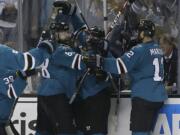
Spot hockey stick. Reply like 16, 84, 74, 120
69, 68, 90, 104
69, 0, 134, 104
106, 0, 133, 38
68, 0, 92, 104
108, 73, 121, 115
6, 98, 20, 135
105, 0, 136, 115
68, 0, 120, 104
73, 0, 90, 30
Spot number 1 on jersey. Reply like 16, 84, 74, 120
153, 58, 163, 81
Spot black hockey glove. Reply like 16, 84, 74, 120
82, 55, 96, 69
16, 69, 36, 80
90, 39, 109, 57
82, 54, 102, 69
53, 0, 77, 15
37, 30, 55, 54
40, 30, 51, 40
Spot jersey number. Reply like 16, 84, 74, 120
41, 59, 50, 78
153, 58, 163, 81
3, 76, 14, 84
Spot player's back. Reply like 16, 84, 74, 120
126, 41, 168, 102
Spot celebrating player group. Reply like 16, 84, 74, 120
0, 0, 167, 135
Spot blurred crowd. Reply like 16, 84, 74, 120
0, 0, 54, 50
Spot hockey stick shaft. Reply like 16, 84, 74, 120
73, 0, 90, 30
69, 68, 90, 104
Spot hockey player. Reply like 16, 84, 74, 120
71, 27, 111, 135
0, 35, 55, 134
35, 2, 85, 135
58, 2, 111, 135
92, 20, 168, 135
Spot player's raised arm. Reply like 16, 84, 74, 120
15, 31, 55, 71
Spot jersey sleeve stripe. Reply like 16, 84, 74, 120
117, 59, 125, 74
23, 52, 35, 71
78, 55, 82, 70
116, 59, 121, 74
71, 54, 79, 69
72, 54, 82, 70
74, 55, 79, 70
29, 53, 35, 70
7, 86, 11, 99
23, 52, 29, 71
117, 58, 128, 73
74, 54, 82, 70
7, 84, 17, 99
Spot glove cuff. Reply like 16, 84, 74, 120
16, 71, 27, 80
16, 69, 36, 80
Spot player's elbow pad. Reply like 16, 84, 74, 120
37, 40, 55, 54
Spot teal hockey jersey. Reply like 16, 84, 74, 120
103, 41, 168, 102
0, 44, 51, 98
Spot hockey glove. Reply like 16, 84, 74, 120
90, 39, 109, 57
53, 0, 77, 15
82, 54, 102, 69
40, 30, 51, 40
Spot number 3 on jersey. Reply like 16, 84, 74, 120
41, 59, 50, 78
153, 58, 163, 81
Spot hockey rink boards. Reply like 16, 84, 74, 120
11, 97, 180, 135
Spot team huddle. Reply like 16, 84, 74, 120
0, 1, 167, 135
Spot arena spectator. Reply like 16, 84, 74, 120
0, 1, 17, 46
159, 34, 178, 94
